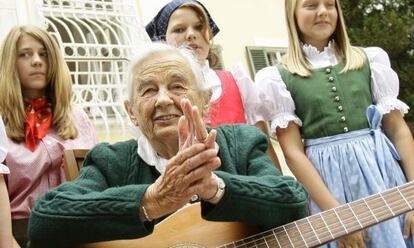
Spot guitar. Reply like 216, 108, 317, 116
79, 181, 414, 248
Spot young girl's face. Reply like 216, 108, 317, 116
295, 0, 338, 49
166, 7, 210, 63
16, 34, 49, 99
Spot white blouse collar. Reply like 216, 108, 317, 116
202, 60, 221, 88
201, 59, 211, 74
137, 134, 167, 174
302, 41, 338, 68
201, 59, 222, 101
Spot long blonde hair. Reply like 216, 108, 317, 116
283, 0, 366, 77
0, 25, 78, 141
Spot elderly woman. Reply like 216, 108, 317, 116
28, 43, 309, 248
146, 0, 282, 171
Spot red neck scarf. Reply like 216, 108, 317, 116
25, 96, 53, 151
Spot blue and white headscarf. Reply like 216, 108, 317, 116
145, 0, 220, 41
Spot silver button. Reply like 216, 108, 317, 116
328, 76, 334, 82
340, 116, 346, 122
331, 86, 337, 92
206, 120, 212, 124
334, 96, 340, 102
45, 140, 52, 145
338, 105, 343, 111
344, 127, 349, 132
326, 68, 332, 74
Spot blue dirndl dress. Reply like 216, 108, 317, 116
305, 105, 413, 248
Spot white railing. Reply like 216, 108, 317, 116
37, 0, 149, 140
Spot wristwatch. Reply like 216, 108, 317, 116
209, 175, 226, 204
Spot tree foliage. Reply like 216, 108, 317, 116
341, 0, 414, 120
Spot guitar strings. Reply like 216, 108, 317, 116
280, 186, 412, 247
292, 189, 414, 246
220, 183, 414, 248
228, 196, 412, 248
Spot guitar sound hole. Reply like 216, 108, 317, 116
170, 243, 205, 248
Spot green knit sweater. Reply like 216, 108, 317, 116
29, 124, 309, 248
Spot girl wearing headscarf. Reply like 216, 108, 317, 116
146, 0, 281, 171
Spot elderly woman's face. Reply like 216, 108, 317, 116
127, 52, 201, 142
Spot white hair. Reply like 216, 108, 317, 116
125, 42, 208, 103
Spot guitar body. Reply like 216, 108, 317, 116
78, 203, 258, 248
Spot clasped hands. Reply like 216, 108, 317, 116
142, 98, 221, 221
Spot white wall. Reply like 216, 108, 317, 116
200, 0, 287, 73
0, 1, 18, 42
138, 0, 171, 25
0, 0, 43, 43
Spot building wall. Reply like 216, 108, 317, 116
0, 1, 18, 41
200, 0, 287, 74
0, 0, 43, 42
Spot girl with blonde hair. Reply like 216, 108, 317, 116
0, 25, 98, 247
255, 0, 414, 247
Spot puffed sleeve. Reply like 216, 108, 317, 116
231, 63, 266, 125
364, 47, 409, 115
73, 106, 99, 144
255, 66, 302, 134
0, 116, 9, 174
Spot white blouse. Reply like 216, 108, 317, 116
202, 60, 265, 125
0, 115, 9, 174
254, 43, 409, 134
